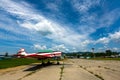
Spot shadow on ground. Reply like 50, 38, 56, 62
24, 63, 63, 71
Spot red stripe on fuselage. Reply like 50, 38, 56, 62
24, 52, 61, 58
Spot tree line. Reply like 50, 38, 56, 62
63, 50, 120, 58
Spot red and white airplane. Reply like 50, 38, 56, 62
15, 48, 62, 64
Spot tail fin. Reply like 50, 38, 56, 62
17, 48, 27, 56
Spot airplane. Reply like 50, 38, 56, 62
14, 48, 62, 65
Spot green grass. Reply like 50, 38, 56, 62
89, 58, 120, 61
0, 58, 40, 69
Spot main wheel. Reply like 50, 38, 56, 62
57, 61, 60, 65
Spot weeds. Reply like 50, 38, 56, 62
94, 74, 104, 80
59, 62, 64, 80
79, 65, 104, 80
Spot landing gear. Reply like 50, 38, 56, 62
47, 58, 51, 65
57, 61, 60, 65
56, 57, 60, 65
38, 57, 61, 65
41, 58, 51, 65
41, 59, 45, 65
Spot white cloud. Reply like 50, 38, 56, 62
51, 44, 69, 52
0, 0, 90, 49
78, 9, 120, 36
109, 31, 120, 40
1, 0, 120, 52
78, 25, 96, 34
20, 18, 88, 47
81, 40, 91, 47
99, 9, 120, 28
112, 47, 119, 51
46, 3, 59, 12
0, 0, 39, 20
72, 0, 100, 13
0, 1, 40, 41
33, 44, 70, 52
72, 0, 120, 36
95, 31, 120, 44
96, 37, 110, 44
33, 44, 47, 50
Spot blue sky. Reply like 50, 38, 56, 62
0, 0, 120, 54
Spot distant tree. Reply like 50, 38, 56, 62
5, 52, 8, 57
95, 52, 105, 57
112, 52, 119, 55
106, 50, 112, 56
77, 54, 80, 58
92, 48, 94, 51
92, 48, 95, 58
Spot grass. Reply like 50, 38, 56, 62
0, 58, 40, 69
89, 58, 120, 61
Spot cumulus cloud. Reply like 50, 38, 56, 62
33, 44, 47, 50
95, 31, 120, 44
33, 44, 69, 52
51, 44, 68, 51
96, 37, 110, 44
109, 31, 120, 40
